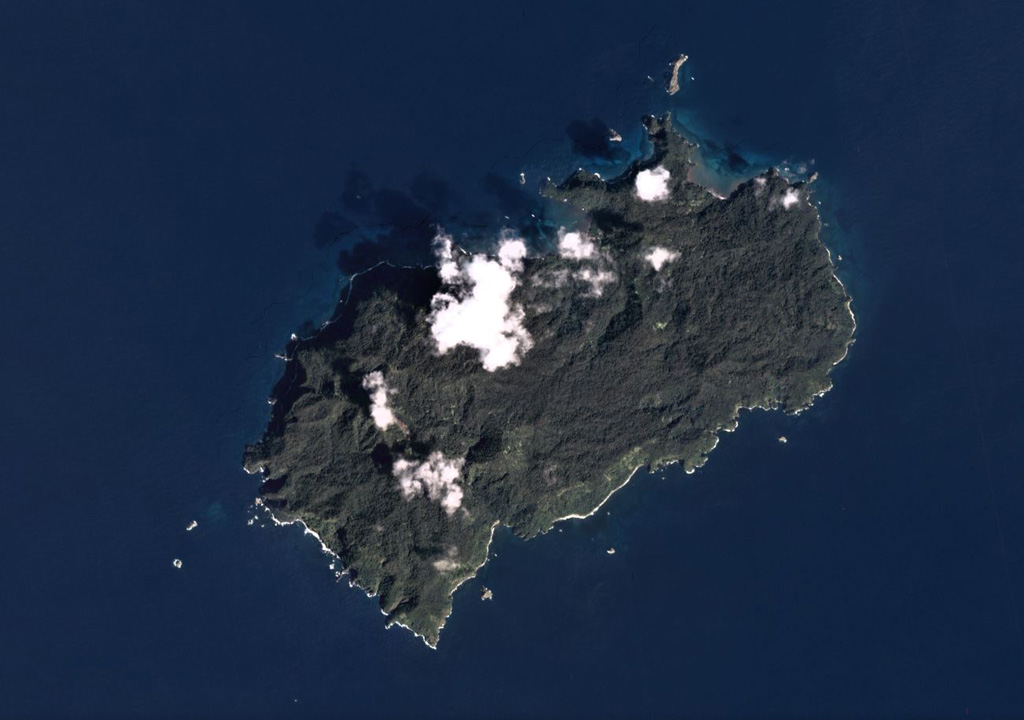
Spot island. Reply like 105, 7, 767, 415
666, 53, 689, 95
244, 115, 855, 647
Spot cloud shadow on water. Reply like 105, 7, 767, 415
321, 168, 547, 276
565, 118, 630, 163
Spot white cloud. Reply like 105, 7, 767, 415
434, 232, 462, 283
361, 371, 396, 430
577, 267, 617, 297
432, 546, 461, 572
781, 188, 801, 209
393, 452, 465, 515
497, 232, 528, 272
635, 166, 671, 201
550, 227, 618, 297
433, 557, 460, 572
429, 230, 533, 372
645, 246, 680, 271
558, 230, 596, 260
532, 268, 570, 289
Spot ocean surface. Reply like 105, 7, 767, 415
3, 2, 1024, 718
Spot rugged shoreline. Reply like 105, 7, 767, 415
244, 114, 855, 646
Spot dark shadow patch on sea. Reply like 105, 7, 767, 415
313, 167, 550, 277
565, 118, 632, 165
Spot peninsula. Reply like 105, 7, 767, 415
244, 115, 855, 647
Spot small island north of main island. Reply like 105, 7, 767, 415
244, 115, 855, 647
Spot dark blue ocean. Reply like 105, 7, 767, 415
4, 2, 1024, 718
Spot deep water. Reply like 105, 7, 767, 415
3, 2, 1024, 718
